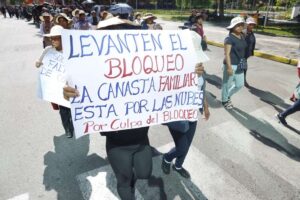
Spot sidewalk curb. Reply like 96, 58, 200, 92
207, 40, 298, 66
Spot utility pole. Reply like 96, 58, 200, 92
263, 0, 272, 27
135, 0, 137, 9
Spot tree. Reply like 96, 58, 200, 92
176, 0, 212, 9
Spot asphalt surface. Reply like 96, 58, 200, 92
0, 17, 300, 200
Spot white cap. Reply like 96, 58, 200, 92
226, 17, 245, 30
44, 25, 64, 37
246, 17, 257, 25
97, 16, 138, 29
189, 30, 209, 63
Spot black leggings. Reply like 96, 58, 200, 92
107, 144, 152, 200
58, 105, 74, 133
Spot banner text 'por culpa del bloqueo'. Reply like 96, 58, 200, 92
62, 30, 204, 138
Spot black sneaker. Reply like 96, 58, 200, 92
172, 165, 191, 179
161, 158, 171, 174
276, 114, 287, 125
65, 130, 73, 138
222, 101, 233, 109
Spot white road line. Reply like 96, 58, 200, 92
7, 193, 29, 200
209, 107, 300, 189
77, 143, 258, 200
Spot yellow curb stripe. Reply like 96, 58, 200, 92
207, 40, 298, 66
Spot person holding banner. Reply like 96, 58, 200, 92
161, 31, 210, 179
221, 17, 247, 109
63, 16, 207, 199
64, 17, 152, 200
36, 25, 74, 138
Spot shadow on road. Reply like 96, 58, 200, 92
285, 124, 300, 135
247, 85, 291, 112
43, 135, 107, 200
205, 73, 222, 89
206, 91, 222, 109
78, 147, 207, 200
227, 108, 300, 161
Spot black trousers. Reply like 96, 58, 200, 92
107, 144, 152, 200
164, 121, 197, 168
58, 105, 74, 134
281, 99, 300, 118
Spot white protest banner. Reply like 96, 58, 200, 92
62, 30, 206, 138
38, 48, 70, 108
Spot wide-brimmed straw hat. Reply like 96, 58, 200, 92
78, 10, 86, 15
135, 12, 141, 18
246, 17, 257, 25
72, 8, 80, 17
142, 13, 157, 20
226, 16, 245, 30
97, 16, 139, 29
190, 30, 209, 63
44, 25, 63, 37
54, 13, 72, 24
39, 12, 53, 22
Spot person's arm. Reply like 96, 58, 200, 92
203, 97, 210, 120
224, 44, 233, 76
39, 23, 44, 35
195, 63, 204, 76
63, 85, 80, 100
35, 46, 51, 68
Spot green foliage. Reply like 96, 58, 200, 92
175, 0, 212, 9
255, 24, 300, 37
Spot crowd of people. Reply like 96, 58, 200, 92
17, 6, 207, 199
1, 5, 299, 200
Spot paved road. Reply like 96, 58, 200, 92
0, 17, 300, 200
156, 18, 300, 60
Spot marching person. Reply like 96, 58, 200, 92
88, 10, 100, 29
53, 13, 72, 29
161, 31, 210, 179
141, 13, 161, 30
36, 25, 74, 138
71, 8, 80, 26
276, 61, 300, 125
74, 10, 92, 30
63, 17, 151, 200
134, 12, 142, 25
192, 14, 208, 51
1, 7, 7, 18
244, 17, 257, 87
63, 17, 206, 198
39, 12, 54, 48
221, 17, 247, 109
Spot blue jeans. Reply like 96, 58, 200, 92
281, 99, 300, 118
164, 121, 197, 168
221, 65, 244, 102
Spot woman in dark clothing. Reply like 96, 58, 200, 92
276, 63, 300, 126
244, 17, 256, 87
161, 31, 210, 179
63, 17, 152, 200
221, 17, 247, 109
